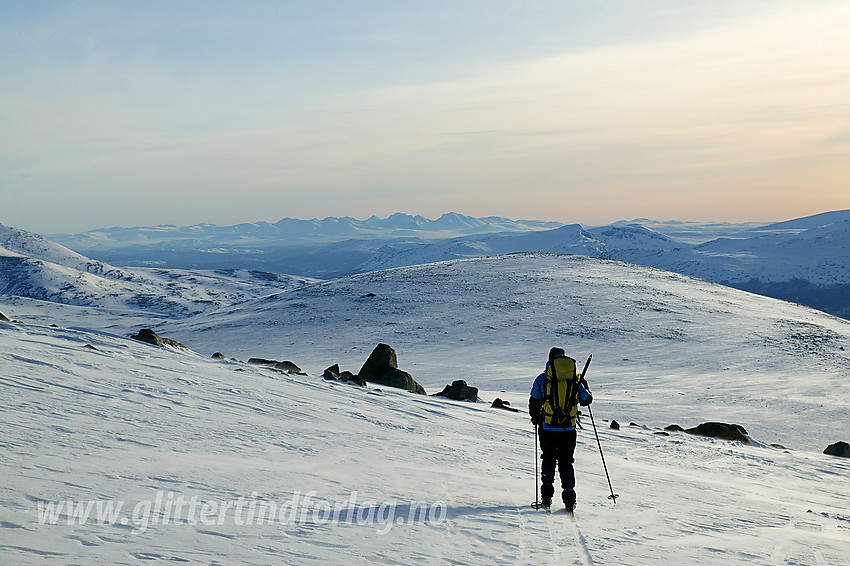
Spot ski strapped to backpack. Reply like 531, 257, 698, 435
542, 354, 581, 427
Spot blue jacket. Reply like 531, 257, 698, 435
530, 368, 592, 432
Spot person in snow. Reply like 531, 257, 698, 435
529, 347, 593, 510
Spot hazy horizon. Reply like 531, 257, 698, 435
4, 208, 846, 238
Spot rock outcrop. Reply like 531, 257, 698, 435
130, 329, 186, 349
824, 441, 850, 458
323, 364, 366, 386
435, 380, 478, 402
685, 422, 750, 445
247, 358, 303, 374
357, 344, 426, 395
491, 398, 519, 412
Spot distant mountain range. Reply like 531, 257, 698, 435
51, 212, 561, 248
6, 209, 850, 319
356, 213, 850, 318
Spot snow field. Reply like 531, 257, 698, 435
2, 319, 850, 565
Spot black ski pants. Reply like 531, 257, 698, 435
538, 427, 577, 505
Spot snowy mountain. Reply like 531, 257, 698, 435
51, 213, 562, 250
47, 213, 562, 279
354, 218, 850, 319
357, 224, 680, 272
628, 220, 850, 318
17, 211, 850, 318
744, 209, 850, 235
0, 224, 316, 320
2, 252, 849, 564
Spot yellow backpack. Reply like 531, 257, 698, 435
542, 356, 580, 427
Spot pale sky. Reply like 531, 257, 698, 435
2, 0, 849, 234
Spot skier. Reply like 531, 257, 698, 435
529, 347, 593, 511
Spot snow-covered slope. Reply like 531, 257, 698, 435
745, 209, 850, 235
2, 296, 850, 564
358, 219, 850, 318
160, 253, 850, 452
0, 224, 316, 318
357, 224, 679, 272
3, 249, 850, 564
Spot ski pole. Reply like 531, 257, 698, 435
531, 422, 544, 509
587, 404, 619, 503
582, 355, 619, 504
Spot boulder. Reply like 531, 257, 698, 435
323, 364, 366, 386
685, 422, 750, 445
211, 352, 226, 360
339, 371, 366, 387
664, 424, 685, 433
248, 358, 302, 374
323, 364, 341, 380
374, 367, 426, 395
610, 420, 620, 430
435, 380, 479, 402
275, 360, 303, 374
358, 344, 397, 378
358, 344, 426, 395
824, 441, 850, 458
0, 310, 10, 322
491, 398, 519, 412
130, 329, 186, 349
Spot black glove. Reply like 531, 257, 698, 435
579, 393, 593, 406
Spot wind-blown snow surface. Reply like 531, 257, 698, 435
162, 253, 850, 452
2, 313, 850, 564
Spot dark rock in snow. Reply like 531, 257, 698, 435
0, 310, 10, 322
339, 371, 366, 386
323, 364, 341, 380
610, 420, 620, 430
358, 344, 426, 395
276, 361, 303, 374
358, 344, 397, 377
491, 398, 519, 412
435, 380, 479, 402
377, 367, 426, 395
685, 422, 750, 445
248, 358, 302, 374
131, 328, 186, 349
83, 344, 99, 351
211, 352, 226, 360
323, 364, 366, 386
664, 424, 685, 432
655, 431, 669, 436
824, 441, 850, 458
